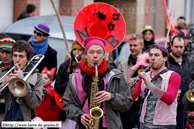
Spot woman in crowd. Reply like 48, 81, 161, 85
142, 25, 155, 52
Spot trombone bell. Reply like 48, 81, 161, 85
8, 78, 28, 97
186, 90, 194, 103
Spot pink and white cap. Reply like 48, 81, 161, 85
84, 37, 106, 53
131, 53, 150, 71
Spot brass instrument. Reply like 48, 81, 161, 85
186, 89, 194, 102
89, 61, 103, 129
0, 55, 44, 97
75, 54, 80, 63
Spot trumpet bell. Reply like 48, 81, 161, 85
187, 90, 194, 103
8, 78, 28, 97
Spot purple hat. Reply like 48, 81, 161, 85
34, 24, 50, 36
150, 44, 169, 67
178, 29, 191, 39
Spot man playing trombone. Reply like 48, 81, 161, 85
0, 40, 43, 125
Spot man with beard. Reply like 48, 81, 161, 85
168, 36, 194, 129
132, 44, 181, 128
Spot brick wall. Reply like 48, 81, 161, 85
144, 0, 165, 36
95, 0, 137, 34
60, 0, 84, 15
14, 0, 40, 21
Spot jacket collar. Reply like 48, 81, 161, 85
168, 53, 187, 64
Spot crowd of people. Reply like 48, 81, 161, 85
0, 14, 194, 129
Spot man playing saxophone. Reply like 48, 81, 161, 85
0, 40, 43, 126
63, 37, 133, 129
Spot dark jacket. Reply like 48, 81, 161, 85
182, 80, 194, 111
17, 11, 30, 20
168, 53, 194, 108
54, 58, 79, 121
54, 58, 78, 95
29, 42, 57, 80
36, 45, 57, 80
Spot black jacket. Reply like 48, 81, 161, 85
54, 58, 78, 95
36, 45, 57, 80
54, 58, 78, 121
29, 42, 57, 80
168, 53, 194, 107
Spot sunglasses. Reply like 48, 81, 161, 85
34, 30, 44, 37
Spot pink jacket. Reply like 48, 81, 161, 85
139, 70, 177, 126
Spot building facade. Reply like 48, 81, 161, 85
0, 0, 191, 37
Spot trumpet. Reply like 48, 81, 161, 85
0, 55, 44, 97
187, 89, 194, 103
74, 54, 80, 63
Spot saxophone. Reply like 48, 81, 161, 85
89, 61, 103, 129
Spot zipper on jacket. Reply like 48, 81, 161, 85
8, 99, 13, 118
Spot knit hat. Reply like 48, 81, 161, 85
142, 25, 154, 34
84, 37, 106, 53
131, 53, 150, 71
71, 39, 84, 51
150, 44, 169, 67
0, 38, 16, 51
34, 24, 50, 36
41, 67, 56, 79
67, 39, 84, 72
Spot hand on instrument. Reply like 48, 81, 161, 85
139, 72, 150, 86
13, 64, 24, 79
64, 50, 71, 62
95, 91, 111, 103
81, 114, 91, 129
127, 78, 136, 85
128, 78, 137, 94
1, 74, 16, 87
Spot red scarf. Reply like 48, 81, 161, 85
80, 59, 107, 77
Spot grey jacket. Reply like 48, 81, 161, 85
118, 59, 134, 82
63, 69, 133, 129
182, 80, 194, 111
0, 72, 43, 126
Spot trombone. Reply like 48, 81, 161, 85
0, 54, 44, 97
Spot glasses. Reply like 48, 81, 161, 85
34, 30, 44, 37
130, 34, 142, 40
